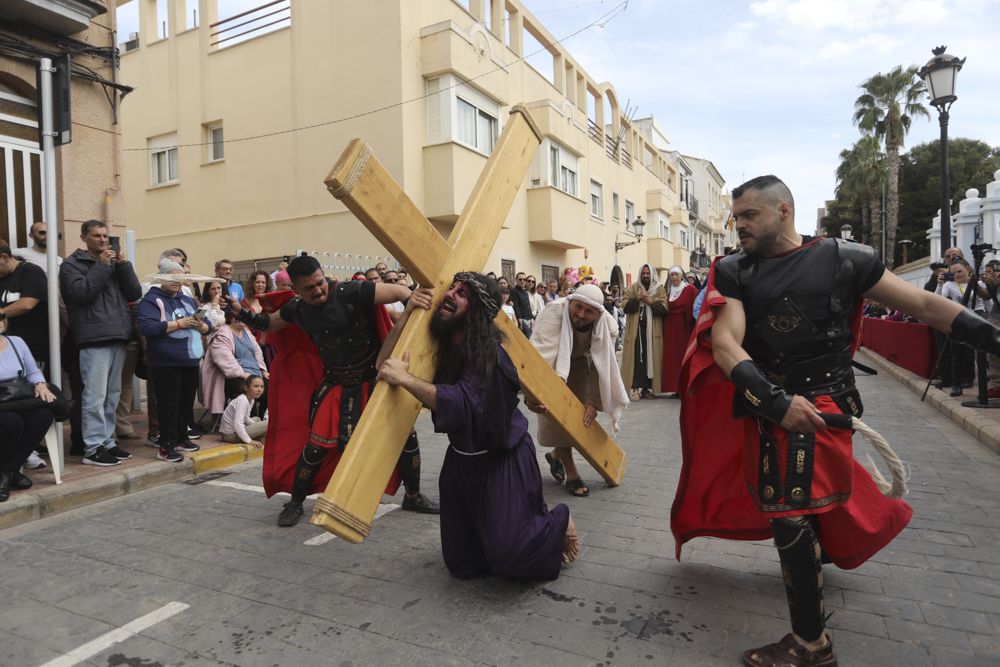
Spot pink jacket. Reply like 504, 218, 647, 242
200, 324, 265, 413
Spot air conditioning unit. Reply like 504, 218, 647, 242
122, 33, 140, 52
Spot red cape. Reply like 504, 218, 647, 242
258, 289, 400, 498
670, 257, 912, 570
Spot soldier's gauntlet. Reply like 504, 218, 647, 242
949, 309, 1000, 356
730, 360, 794, 425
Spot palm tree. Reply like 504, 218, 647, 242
835, 136, 885, 251
853, 65, 930, 268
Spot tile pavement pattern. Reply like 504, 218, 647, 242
2, 370, 1000, 666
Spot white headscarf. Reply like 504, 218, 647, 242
667, 266, 686, 301
533, 284, 630, 431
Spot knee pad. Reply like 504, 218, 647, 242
301, 443, 328, 466
402, 431, 419, 454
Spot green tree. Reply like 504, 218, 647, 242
896, 138, 1000, 264
854, 65, 930, 268
834, 136, 885, 252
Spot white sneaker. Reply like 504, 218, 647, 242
24, 451, 47, 469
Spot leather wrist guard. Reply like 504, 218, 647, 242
236, 307, 270, 331
950, 308, 1000, 356
730, 360, 794, 425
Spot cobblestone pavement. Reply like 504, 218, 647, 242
2, 370, 1000, 666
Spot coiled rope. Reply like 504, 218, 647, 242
850, 417, 909, 499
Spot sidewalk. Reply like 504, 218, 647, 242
0, 411, 263, 529
857, 348, 1000, 455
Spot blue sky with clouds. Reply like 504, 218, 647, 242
529, 0, 1000, 231
118, 0, 999, 233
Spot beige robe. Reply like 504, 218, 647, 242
619, 279, 668, 392
537, 327, 602, 448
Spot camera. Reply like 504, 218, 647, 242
930, 261, 947, 271
109, 236, 121, 254
944, 272, 954, 281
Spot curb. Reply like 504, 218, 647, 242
856, 348, 1000, 455
0, 444, 264, 531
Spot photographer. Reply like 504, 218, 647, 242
936, 258, 989, 396
983, 260, 1000, 398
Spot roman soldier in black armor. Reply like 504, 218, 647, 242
229, 254, 439, 527
672, 176, 1000, 667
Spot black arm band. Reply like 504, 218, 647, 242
949, 309, 1000, 356
236, 308, 271, 331
730, 360, 794, 425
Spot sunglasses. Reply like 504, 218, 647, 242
384, 278, 398, 283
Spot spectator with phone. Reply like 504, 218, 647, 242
59, 220, 142, 466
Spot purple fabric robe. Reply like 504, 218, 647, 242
433, 347, 570, 581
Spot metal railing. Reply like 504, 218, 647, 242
587, 118, 602, 146
210, 0, 291, 49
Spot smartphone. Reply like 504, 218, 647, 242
109, 236, 121, 254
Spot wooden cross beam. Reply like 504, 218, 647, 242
311, 105, 627, 544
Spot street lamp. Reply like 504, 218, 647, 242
898, 239, 914, 265
919, 45, 965, 258
615, 216, 646, 251
839, 224, 853, 240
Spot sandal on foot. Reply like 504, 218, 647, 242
565, 478, 590, 497
545, 452, 566, 484
742, 633, 836, 667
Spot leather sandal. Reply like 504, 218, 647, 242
742, 633, 836, 667
402, 492, 440, 514
545, 452, 566, 484
566, 478, 590, 497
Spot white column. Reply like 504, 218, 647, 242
927, 211, 941, 263
981, 170, 1000, 264
955, 188, 982, 262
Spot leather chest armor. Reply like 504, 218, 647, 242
716, 238, 877, 397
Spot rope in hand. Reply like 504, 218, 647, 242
850, 417, 910, 499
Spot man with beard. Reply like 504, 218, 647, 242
620, 264, 667, 400
377, 272, 579, 579
528, 284, 629, 498
229, 254, 439, 527
673, 175, 1000, 666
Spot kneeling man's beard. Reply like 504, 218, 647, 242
430, 310, 468, 338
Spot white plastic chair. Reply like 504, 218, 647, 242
42, 423, 63, 484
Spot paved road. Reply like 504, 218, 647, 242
2, 370, 1000, 666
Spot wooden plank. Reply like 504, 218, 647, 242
311, 107, 543, 543
325, 140, 448, 288
495, 315, 627, 486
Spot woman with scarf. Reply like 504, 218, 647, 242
661, 266, 699, 395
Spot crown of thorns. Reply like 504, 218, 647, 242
453, 271, 500, 320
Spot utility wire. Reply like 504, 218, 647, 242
122, 1, 629, 152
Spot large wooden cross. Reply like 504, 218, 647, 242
311, 105, 627, 544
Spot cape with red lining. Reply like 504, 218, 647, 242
257, 288, 401, 498
670, 242, 912, 570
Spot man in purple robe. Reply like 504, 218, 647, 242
377, 271, 579, 579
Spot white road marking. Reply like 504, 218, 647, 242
40, 601, 190, 667
202, 480, 399, 543
203, 479, 318, 498
303, 503, 401, 545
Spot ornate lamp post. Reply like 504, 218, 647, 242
615, 216, 646, 251
919, 46, 965, 257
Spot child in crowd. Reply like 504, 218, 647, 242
500, 287, 517, 324
220, 375, 268, 448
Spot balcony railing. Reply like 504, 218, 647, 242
587, 118, 602, 146
211, 0, 290, 49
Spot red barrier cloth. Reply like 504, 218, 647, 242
860, 318, 936, 378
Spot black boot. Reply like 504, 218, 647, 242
0, 472, 11, 502
398, 432, 439, 514
278, 444, 327, 527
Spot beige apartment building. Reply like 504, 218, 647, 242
0, 0, 127, 255
118, 0, 728, 286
